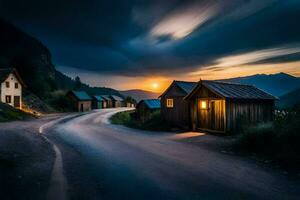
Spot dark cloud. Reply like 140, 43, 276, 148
0, 0, 300, 77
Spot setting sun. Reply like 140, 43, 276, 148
152, 83, 159, 89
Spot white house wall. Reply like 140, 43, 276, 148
1, 73, 22, 108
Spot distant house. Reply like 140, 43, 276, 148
136, 99, 160, 122
92, 95, 106, 109
110, 95, 124, 108
185, 80, 277, 133
67, 91, 92, 112
101, 95, 113, 108
160, 81, 197, 129
0, 68, 25, 109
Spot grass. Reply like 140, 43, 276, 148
233, 105, 300, 171
111, 110, 172, 132
0, 102, 34, 122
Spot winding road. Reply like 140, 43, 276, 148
1, 108, 300, 199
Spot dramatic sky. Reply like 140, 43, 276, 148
1, 0, 300, 92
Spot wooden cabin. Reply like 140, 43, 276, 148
110, 95, 124, 108
160, 81, 197, 129
92, 95, 106, 109
67, 91, 92, 112
0, 68, 25, 109
136, 99, 160, 122
101, 95, 113, 108
185, 80, 277, 133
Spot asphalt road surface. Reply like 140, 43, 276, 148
1, 108, 300, 200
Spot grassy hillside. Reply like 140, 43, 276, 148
0, 102, 33, 122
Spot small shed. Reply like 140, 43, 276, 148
160, 80, 197, 129
185, 80, 278, 133
92, 95, 106, 109
136, 99, 160, 122
110, 95, 124, 108
67, 91, 92, 112
100, 95, 113, 108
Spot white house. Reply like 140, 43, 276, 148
0, 68, 25, 109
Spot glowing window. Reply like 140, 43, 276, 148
166, 98, 174, 108
200, 100, 207, 109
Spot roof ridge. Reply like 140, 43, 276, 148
204, 80, 254, 87
174, 80, 197, 83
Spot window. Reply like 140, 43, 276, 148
15, 83, 18, 89
200, 100, 207, 109
166, 98, 173, 108
5, 81, 9, 88
5, 96, 11, 103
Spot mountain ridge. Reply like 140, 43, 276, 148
219, 72, 300, 97
120, 89, 161, 102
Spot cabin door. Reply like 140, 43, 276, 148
14, 96, 20, 108
80, 103, 84, 112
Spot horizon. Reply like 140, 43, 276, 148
60, 69, 299, 93
1, 0, 300, 92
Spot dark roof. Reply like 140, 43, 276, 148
0, 68, 25, 86
139, 99, 161, 109
100, 95, 112, 101
159, 80, 197, 97
110, 95, 123, 101
70, 91, 92, 100
201, 80, 278, 100
174, 81, 197, 94
93, 95, 104, 101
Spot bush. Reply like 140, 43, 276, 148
234, 107, 300, 170
111, 110, 133, 125
111, 110, 171, 132
46, 90, 73, 112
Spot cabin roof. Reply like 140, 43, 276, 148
139, 99, 161, 109
187, 80, 278, 100
159, 80, 197, 97
70, 91, 92, 101
0, 68, 26, 86
100, 95, 112, 101
93, 95, 104, 101
175, 81, 197, 94
110, 95, 123, 101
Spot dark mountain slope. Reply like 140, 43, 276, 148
277, 87, 300, 108
0, 19, 121, 112
220, 73, 300, 97
0, 18, 56, 98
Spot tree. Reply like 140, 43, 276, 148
125, 96, 137, 104
74, 76, 82, 90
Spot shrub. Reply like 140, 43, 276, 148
111, 110, 171, 132
234, 107, 300, 170
46, 90, 73, 112
111, 110, 133, 125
